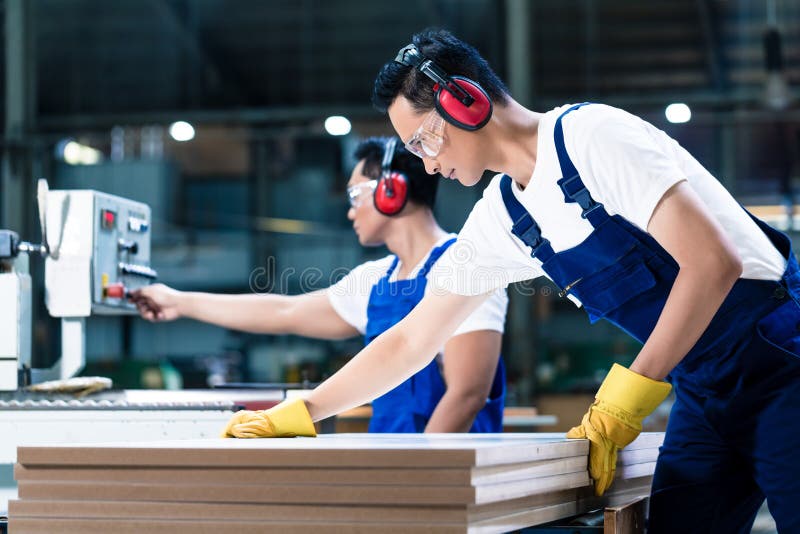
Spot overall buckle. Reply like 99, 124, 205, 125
581, 202, 604, 219
558, 174, 583, 201
512, 213, 541, 246
530, 237, 552, 258
512, 213, 550, 258
559, 174, 604, 219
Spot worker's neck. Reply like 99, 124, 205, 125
483, 99, 541, 189
384, 209, 448, 279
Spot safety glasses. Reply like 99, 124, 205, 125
347, 180, 378, 208
404, 110, 446, 159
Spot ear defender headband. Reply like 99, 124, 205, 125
373, 137, 409, 216
394, 43, 492, 131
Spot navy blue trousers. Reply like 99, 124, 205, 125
650, 290, 800, 533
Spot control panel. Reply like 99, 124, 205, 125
45, 190, 156, 317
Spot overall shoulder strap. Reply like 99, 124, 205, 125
554, 103, 609, 228
418, 237, 458, 278
499, 175, 556, 262
384, 256, 400, 278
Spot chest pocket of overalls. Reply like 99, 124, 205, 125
541, 219, 659, 323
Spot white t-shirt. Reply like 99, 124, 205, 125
429, 103, 787, 298
327, 234, 508, 335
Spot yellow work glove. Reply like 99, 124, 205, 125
221, 398, 317, 438
566, 363, 671, 496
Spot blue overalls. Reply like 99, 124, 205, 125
364, 238, 506, 433
501, 103, 800, 532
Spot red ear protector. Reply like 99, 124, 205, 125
373, 137, 409, 216
394, 43, 492, 131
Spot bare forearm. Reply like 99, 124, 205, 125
306, 326, 435, 421
179, 292, 296, 334
424, 390, 485, 432
630, 259, 741, 380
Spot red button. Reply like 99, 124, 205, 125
101, 210, 116, 229
104, 283, 126, 299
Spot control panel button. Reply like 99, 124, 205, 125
101, 209, 116, 230
128, 216, 149, 233
103, 283, 127, 299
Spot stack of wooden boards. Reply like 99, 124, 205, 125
10, 433, 663, 533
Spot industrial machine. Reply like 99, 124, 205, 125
1, 181, 157, 389
0, 181, 283, 514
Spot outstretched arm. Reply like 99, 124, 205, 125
130, 284, 359, 340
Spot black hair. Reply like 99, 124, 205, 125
372, 28, 509, 114
354, 136, 438, 210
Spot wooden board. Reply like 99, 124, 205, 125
8, 500, 469, 524
7, 498, 643, 534
17, 434, 590, 469
10, 482, 655, 530
8, 487, 590, 524
11, 433, 663, 533
617, 447, 659, 465
13, 456, 588, 487
7, 502, 606, 534
616, 462, 657, 480
532, 433, 663, 451
16, 471, 591, 506
15, 433, 662, 469
9, 482, 655, 524
0, 517, 468, 534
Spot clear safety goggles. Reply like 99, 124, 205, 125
404, 110, 445, 159
347, 180, 378, 208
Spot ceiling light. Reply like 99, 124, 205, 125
169, 121, 195, 142
665, 103, 691, 124
324, 116, 351, 136
61, 140, 103, 165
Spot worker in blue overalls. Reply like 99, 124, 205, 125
220, 29, 800, 532
132, 136, 507, 434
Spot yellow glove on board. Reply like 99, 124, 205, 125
221, 409, 256, 438
566, 363, 671, 496
221, 398, 317, 438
